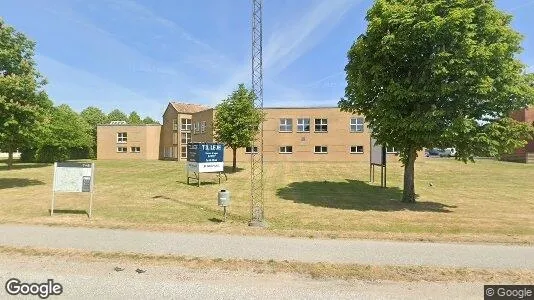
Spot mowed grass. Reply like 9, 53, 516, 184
0, 158, 533, 243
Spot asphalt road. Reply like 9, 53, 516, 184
0, 254, 482, 299
0, 224, 532, 270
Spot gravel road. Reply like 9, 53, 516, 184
0, 224, 532, 270
0, 254, 482, 299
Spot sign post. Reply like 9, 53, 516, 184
51, 162, 95, 218
370, 137, 387, 188
186, 143, 225, 186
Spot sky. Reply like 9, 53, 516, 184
1, 0, 533, 121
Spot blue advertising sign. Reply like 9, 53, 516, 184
187, 143, 224, 172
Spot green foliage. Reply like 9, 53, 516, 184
142, 116, 160, 124
128, 111, 143, 124
22, 104, 93, 162
214, 84, 264, 170
80, 106, 107, 158
339, 0, 534, 202
107, 109, 128, 123
0, 18, 51, 168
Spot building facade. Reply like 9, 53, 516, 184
97, 124, 161, 160
502, 107, 534, 163
191, 107, 402, 162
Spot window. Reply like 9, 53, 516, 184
279, 146, 293, 154
181, 118, 191, 131
297, 118, 310, 132
314, 119, 328, 132
172, 119, 178, 130
172, 132, 178, 144
350, 117, 365, 132
279, 118, 293, 132
386, 147, 398, 154
116, 147, 127, 153
200, 121, 206, 133
181, 132, 191, 144
245, 146, 258, 154
350, 145, 364, 154
117, 132, 127, 143
181, 146, 187, 158
193, 122, 199, 134
131, 147, 140, 153
314, 146, 328, 153
164, 147, 173, 158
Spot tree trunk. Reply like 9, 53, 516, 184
402, 148, 417, 203
7, 144, 13, 170
232, 147, 237, 173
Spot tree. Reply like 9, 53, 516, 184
31, 104, 93, 162
0, 18, 51, 169
128, 111, 143, 124
142, 116, 160, 124
81, 106, 107, 158
339, 0, 534, 202
214, 84, 264, 172
106, 109, 127, 123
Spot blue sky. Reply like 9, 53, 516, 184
1, 0, 533, 121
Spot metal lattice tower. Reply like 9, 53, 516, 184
249, 0, 266, 227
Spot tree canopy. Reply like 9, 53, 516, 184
142, 116, 160, 124
214, 83, 264, 172
81, 106, 107, 158
128, 111, 143, 124
339, 0, 534, 202
0, 18, 51, 169
106, 109, 128, 123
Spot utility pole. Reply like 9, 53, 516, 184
249, 0, 266, 227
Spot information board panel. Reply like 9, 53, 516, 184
370, 138, 386, 166
187, 143, 224, 173
53, 162, 94, 192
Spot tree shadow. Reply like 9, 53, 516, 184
0, 178, 45, 189
224, 166, 244, 173
0, 163, 50, 171
49, 209, 89, 218
276, 179, 456, 213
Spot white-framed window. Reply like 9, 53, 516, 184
181, 118, 191, 131
314, 119, 328, 132
386, 147, 398, 154
116, 147, 127, 153
180, 146, 187, 158
200, 121, 206, 133
164, 147, 173, 158
314, 146, 328, 153
245, 146, 258, 154
181, 132, 191, 144
172, 119, 178, 130
279, 118, 293, 132
279, 146, 293, 154
131, 146, 141, 153
350, 145, 364, 154
350, 117, 365, 133
297, 118, 310, 132
172, 132, 178, 144
117, 132, 127, 143
193, 122, 199, 134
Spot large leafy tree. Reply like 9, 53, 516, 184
33, 104, 93, 162
128, 111, 143, 124
214, 84, 264, 172
0, 18, 51, 169
106, 109, 128, 123
142, 116, 160, 124
80, 106, 107, 158
339, 0, 534, 202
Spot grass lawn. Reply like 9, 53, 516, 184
0, 158, 533, 244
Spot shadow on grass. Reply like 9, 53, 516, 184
224, 166, 244, 173
177, 180, 220, 186
0, 178, 45, 189
208, 218, 224, 223
276, 179, 456, 213
0, 163, 50, 171
49, 209, 89, 218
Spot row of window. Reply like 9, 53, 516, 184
172, 117, 365, 134
117, 147, 141, 153
173, 132, 192, 145
244, 145, 365, 154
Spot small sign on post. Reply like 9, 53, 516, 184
370, 137, 387, 188
51, 162, 95, 218
186, 143, 225, 186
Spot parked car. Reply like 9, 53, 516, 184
440, 148, 456, 157
427, 148, 441, 156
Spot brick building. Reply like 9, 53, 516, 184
502, 107, 534, 163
